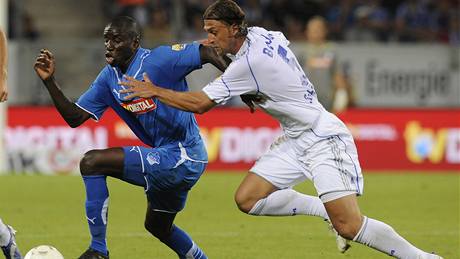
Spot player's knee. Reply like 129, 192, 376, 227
144, 221, 170, 241
80, 150, 102, 176
234, 192, 256, 214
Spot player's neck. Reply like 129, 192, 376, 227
231, 36, 246, 55
119, 48, 139, 73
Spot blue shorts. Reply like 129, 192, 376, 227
122, 142, 207, 213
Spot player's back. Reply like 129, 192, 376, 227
242, 27, 350, 138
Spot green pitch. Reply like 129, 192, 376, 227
1, 172, 458, 259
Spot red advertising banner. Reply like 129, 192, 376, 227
337, 109, 460, 171
5, 107, 460, 174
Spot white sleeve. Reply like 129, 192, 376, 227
202, 59, 257, 104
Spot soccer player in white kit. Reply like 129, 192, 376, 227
119, 1, 443, 258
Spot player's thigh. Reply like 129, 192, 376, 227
80, 147, 124, 178
249, 135, 307, 191
235, 172, 278, 206
306, 135, 363, 203
145, 161, 206, 213
125, 145, 206, 213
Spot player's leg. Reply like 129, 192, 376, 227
311, 135, 442, 258
145, 203, 206, 259
0, 218, 21, 259
235, 173, 328, 218
78, 147, 138, 258
324, 194, 442, 258
138, 144, 208, 258
235, 135, 328, 219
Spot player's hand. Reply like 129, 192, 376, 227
240, 94, 262, 113
34, 49, 56, 81
119, 73, 158, 99
0, 72, 7, 102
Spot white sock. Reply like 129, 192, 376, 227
354, 216, 433, 259
0, 219, 11, 247
248, 189, 328, 219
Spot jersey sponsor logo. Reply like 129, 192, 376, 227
146, 151, 160, 165
121, 98, 157, 114
171, 44, 186, 51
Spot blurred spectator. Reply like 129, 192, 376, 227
325, 0, 356, 41
301, 16, 354, 113
143, 7, 173, 46
433, 0, 460, 45
345, 0, 390, 42
448, 11, 460, 45
243, 0, 264, 26
115, 0, 149, 28
182, 13, 208, 42
8, 1, 40, 40
21, 13, 40, 41
285, 16, 305, 41
395, 0, 438, 42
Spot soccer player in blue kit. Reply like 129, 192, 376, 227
33, 16, 229, 259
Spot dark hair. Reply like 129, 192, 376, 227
108, 16, 141, 39
203, 0, 248, 36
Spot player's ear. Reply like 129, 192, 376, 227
133, 36, 140, 48
230, 24, 239, 37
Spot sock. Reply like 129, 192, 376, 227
248, 189, 329, 219
83, 175, 109, 255
354, 216, 431, 259
162, 225, 207, 259
0, 219, 11, 247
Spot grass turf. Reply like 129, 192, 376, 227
0, 172, 458, 258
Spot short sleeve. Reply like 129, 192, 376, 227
202, 58, 257, 104
156, 42, 202, 81
76, 68, 110, 121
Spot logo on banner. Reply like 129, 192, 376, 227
404, 121, 460, 164
121, 98, 156, 114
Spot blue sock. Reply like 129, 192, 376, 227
83, 175, 109, 255
163, 225, 207, 259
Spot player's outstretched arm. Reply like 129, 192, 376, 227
199, 44, 231, 72
34, 49, 91, 128
120, 73, 216, 114
0, 28, 8, 102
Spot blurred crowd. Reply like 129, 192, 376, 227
7, 0, 460, 45
101, 0, 460, 45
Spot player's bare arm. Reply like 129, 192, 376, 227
34, 49, 91, 127
120, 73, 216, 114
199, 44, 231, 72
0, 28, 8, 102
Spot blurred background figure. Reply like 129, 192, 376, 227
301, 16, 354, 113
114, 0, 148, 28
345, 0, 390, 42
394, 0, 438, 42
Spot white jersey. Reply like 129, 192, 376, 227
203, 27, 351, 139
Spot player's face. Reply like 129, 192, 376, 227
103, 25, 138, 67
204, 19, 239, 55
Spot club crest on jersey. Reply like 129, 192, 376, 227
171, 44, 186, 51
121, 98, 157, 114
146, 152, 160, 165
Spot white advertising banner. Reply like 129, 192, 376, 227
292, 44, 460, 107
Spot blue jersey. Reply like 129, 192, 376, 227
77, 43, 205, 159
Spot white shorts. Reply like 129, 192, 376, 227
250, 131, 363, 203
